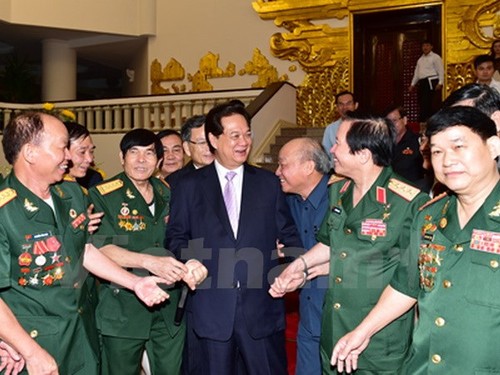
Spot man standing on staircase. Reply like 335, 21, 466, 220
276, 137, 331, 375
409, 40, 444, 122
322, 91, 359, 163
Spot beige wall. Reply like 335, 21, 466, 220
149, 1, 305, 91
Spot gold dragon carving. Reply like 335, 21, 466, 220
253, 0, 499, 126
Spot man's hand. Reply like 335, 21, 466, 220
0, 341, 25, 375
182, 260, 208, 290
133, 276, 170, 307
331, 329, 371, 373
23, 344, 58, 375
86, 204, 104, 234
269, 259, 306, 298
143, 256, 188, 285
307, 261, 329, 279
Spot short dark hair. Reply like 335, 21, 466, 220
382, 104, 407, 118
157, 129, 182, 143
426, 106, 496, 142
344, 112, 396, 167
180, 115, 206, 142
64, 121, 90, 145
474, 54, 495, 69
490, 40, 500, 56
120, 129, 164, 159
335, 91, 356, 104
443, 83, 500, 117
3, 111, 46, 165
422, 40, 433, 46
205, 100, 251, 153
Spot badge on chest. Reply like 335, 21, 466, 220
361, 219, 387, 240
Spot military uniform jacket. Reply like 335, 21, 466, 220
89, 172, 182, 339
0, 173, 98, 374
317, 167, 428, 372
392, 181, 500, 374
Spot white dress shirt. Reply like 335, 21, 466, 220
411, 51, 444, 86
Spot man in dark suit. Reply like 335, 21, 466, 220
166, 114, 214, 190
166, 100, 303, 375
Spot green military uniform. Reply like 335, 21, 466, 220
317, 167, 429, 374
391, 181, 500, 374
0, 173, 99, 374
89, 172, 184, 375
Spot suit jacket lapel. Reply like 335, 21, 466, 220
202, 164, 236, 240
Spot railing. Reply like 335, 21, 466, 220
0, 88, 263, 132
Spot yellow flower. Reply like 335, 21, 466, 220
43, 102, 55, 111
60, 109, 76, 121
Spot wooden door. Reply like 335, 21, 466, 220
353, 6, 441, 123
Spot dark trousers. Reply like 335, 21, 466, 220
189, 291, 288, 375
417, 78, 440, 122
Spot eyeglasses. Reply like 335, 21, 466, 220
188, 140, 208, 147
418, 134, 429, 145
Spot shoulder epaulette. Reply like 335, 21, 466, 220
96, 179, 123, 196
63, 174, 76, 182
156, 176, 170, 190
418, 192, 448, 211
0, 188, 17, 208
328, 174, 346, 186
388, 178, 421, 201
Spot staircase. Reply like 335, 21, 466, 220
258, 127, 325, 172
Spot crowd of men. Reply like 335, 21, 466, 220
0, 53, 498, 375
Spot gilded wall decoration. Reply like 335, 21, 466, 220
150, 58, 186, 94
239, 48, 288, 88
254, 0, 499, 127
150, 50, 286, 93
296, 58, 349, 127
187, 52, 236, 92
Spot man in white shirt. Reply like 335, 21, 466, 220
322, 91, 358, 164
409, 40, 444, 122
474, 54, 500, 93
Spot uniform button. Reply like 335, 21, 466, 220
431, 354, 441, 364
344, 228, 352, 234
490, 260, 499, 269
442, 280, 452, 288
304, 230, 308, 234
335, 276, 343, 284
30, 330, 38, 338
435, 317, 445, 327
333, 302, 341, 310
454, 245, 463, 252
78, 307, 84, 315
339, 252, 347, 259
155, 242, 160, 247
73, 282, 80, 288
113, 288, 120, 295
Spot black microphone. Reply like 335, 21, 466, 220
174, 284, 189, 326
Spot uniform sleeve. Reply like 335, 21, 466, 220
390, 194, 428, 298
